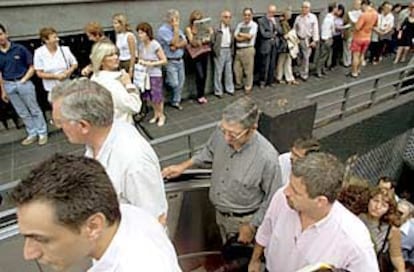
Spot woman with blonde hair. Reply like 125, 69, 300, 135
90, 41, 141, 124
112, 13, 137, 78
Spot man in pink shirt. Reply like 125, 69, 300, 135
248, 152, 379, 272
350, 0, 378, 77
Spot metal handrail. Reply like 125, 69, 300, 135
307, 63, 414, 127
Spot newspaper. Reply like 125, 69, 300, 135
239, 26, 251, 34
194, 17, 211, 41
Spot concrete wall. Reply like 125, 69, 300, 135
0, 0, 338, 39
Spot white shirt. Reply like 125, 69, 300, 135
89, 204, 181, 272
256, 188, 379, 272
278, 152, 292, 186
321, 13, 336, 40
116, 32, 136, 61
85, 121, 168, 218
234, 20, 258, 48
33, 45, 77, 92
220, 23, 231, 48
294, 13, 320, 42
91, 70, 141, 124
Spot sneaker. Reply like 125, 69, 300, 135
171, 103, 183, 110
38, 135, 48, 145
21, 136, 37, 146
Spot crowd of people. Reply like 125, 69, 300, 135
1, 0, 414, 144
1, 1, 414, 272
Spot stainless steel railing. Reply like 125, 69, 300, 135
306, 63, 414, 128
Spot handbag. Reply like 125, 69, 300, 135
377, 225, 393, 272
59, 46, 77, 79
133, 63, 150, 92
186, 43, 211, 59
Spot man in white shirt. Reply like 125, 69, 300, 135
212, 10, 235, 97
234, 7, 258, 94
51, 78, 168, 225
294, 1, 319, 81
315, 3, 338, 78
279, 137, 320, 185
12, 153, 181, 272
249, 152, 378, 272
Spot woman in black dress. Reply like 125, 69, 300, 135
394, 8, 414, 63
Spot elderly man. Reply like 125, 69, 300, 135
51, 78, 168, 224
12, 154, 181, 272
249, 152, 379, 272
0, 23, 48, 145
257, 4, 282, 88
234, 7, 258, 94
294, 1, 319, 81
163, 97, 282, 244
211, 9, 235, 98
399, 200, 414, 270
157, 9, 187, 110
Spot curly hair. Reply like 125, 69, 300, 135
337, 183, 371, 215
369, 187, 401, 227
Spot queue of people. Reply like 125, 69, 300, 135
1, 2, 414, 272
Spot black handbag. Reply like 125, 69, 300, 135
377, 225, 393, 272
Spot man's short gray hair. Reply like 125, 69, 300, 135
292, 152, 344, 203
51, 78, 113, 127
222, 97, 260, 128
399, 199, 414, 218
165, 9, 180, 22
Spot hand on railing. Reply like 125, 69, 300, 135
162, 164, 187, 180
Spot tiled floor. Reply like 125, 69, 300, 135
0, 58, 407, 185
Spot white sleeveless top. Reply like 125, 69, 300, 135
116, 32, 136, 61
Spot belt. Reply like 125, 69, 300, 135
237, 46, 253, 49
218, 209, 257, 217
4, 76, 24, 81
298, 36, 308, 40
167, 57, 182, 61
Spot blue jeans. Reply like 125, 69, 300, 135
165, 60, 185, 105
3, 80, 47, 137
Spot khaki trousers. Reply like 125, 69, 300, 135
215, 210, 253, 244
276, 53, 294, 82
234, 47, 255, 91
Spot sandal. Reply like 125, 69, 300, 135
288, 80, 300, 85
149, 116, 158, 124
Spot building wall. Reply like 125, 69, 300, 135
0, 0, 340, 39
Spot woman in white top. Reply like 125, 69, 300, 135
113, 13, 137, 79
90, 41, 141, 124
34, 27, 78, 102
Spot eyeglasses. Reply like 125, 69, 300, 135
244, 13, 252, 17
219, 125, 250, 140
223, 15, 232, 19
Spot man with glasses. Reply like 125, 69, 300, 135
211, 10, 235, 98
234, 8, 258, 94
50, 78, 168, 226
162, 97, 282, 244
294, 1, 319, 81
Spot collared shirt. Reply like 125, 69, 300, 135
234, 20, 258, 48
278, 152, 291, 186
91, 70, 141, 124
294, 13, 320, 42
191, 128, 282, 227
34, 45, 78, 91
157, 23, 186, 59
0, 42, 32, 80
256, 188, 379, 272
89, 204, 181, 272
85, 121, 168, 219
220, 23, 231, 48
401, 219, 414, 264
321, 13, 336, 40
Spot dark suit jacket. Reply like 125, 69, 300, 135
257, 16, 282, 54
